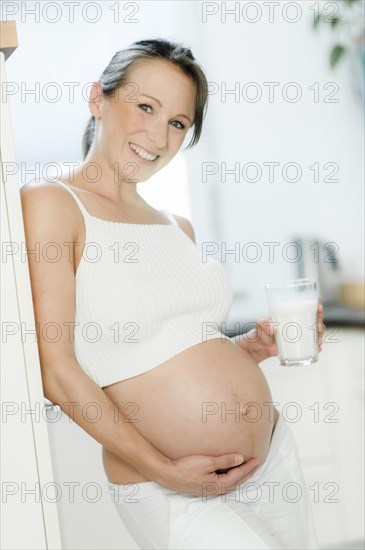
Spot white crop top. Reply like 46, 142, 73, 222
55, 180, 233, 388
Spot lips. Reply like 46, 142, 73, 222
129, 142, 159, 162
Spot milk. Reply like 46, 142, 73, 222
269, 300, 318, 365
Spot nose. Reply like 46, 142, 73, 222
146, 118, 168, 151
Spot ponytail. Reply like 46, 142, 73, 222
82, 115, 96, 160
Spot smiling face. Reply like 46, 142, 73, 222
90, 58, 197, 183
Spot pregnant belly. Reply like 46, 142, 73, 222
102, 338, 276, 481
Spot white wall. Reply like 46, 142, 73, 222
179, 2, 364, 322
46, 412, 139, 549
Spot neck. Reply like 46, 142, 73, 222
67, 151, 145, 205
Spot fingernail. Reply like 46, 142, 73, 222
234, 456, 244, 465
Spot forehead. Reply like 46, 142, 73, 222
125, 58, 196, 106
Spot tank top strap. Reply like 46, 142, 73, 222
162, 209, 178, 225
54, 180, 91, 221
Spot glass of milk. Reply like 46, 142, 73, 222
265, 279, 319, 367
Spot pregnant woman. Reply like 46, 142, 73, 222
21, 39, 323, 549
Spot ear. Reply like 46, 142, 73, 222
89, 81, 103, 118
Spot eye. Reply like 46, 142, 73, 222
170, 120, 186, 130
138, 103, 153, 113
138, 103, 186, 130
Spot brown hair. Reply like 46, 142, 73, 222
82, 38, 209, 159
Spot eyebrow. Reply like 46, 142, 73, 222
140, 93, 193, 124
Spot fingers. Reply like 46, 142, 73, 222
226, 458, 260, 482
211, 453, 245, 472
170, 454, 261, 497
214, 458, 260, 494
255, 318, 276, 345
317, 299, 326, 351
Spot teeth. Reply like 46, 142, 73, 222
129, 143, 158, 161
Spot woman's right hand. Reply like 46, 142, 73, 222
157, 453, 260, 497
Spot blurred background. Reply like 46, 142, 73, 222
2, 1, 364, 549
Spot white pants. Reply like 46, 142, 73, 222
108, 413, 318, 549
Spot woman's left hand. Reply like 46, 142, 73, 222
238, 299, 326, 364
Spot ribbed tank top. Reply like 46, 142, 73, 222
55, 180, 233, 388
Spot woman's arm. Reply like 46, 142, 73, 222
21, 183, 259, 497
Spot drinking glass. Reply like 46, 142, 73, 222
265, 278, 319, 367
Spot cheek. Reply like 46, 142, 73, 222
172, 132, 188, 152
111, 105, 141, 134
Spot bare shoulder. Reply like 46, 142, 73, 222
20, 180, 80, 241
21, 179, 78, 213
171, 214, 196, 244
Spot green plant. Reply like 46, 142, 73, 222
313, 0, 365, 67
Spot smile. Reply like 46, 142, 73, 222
129, 142, 159, 162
